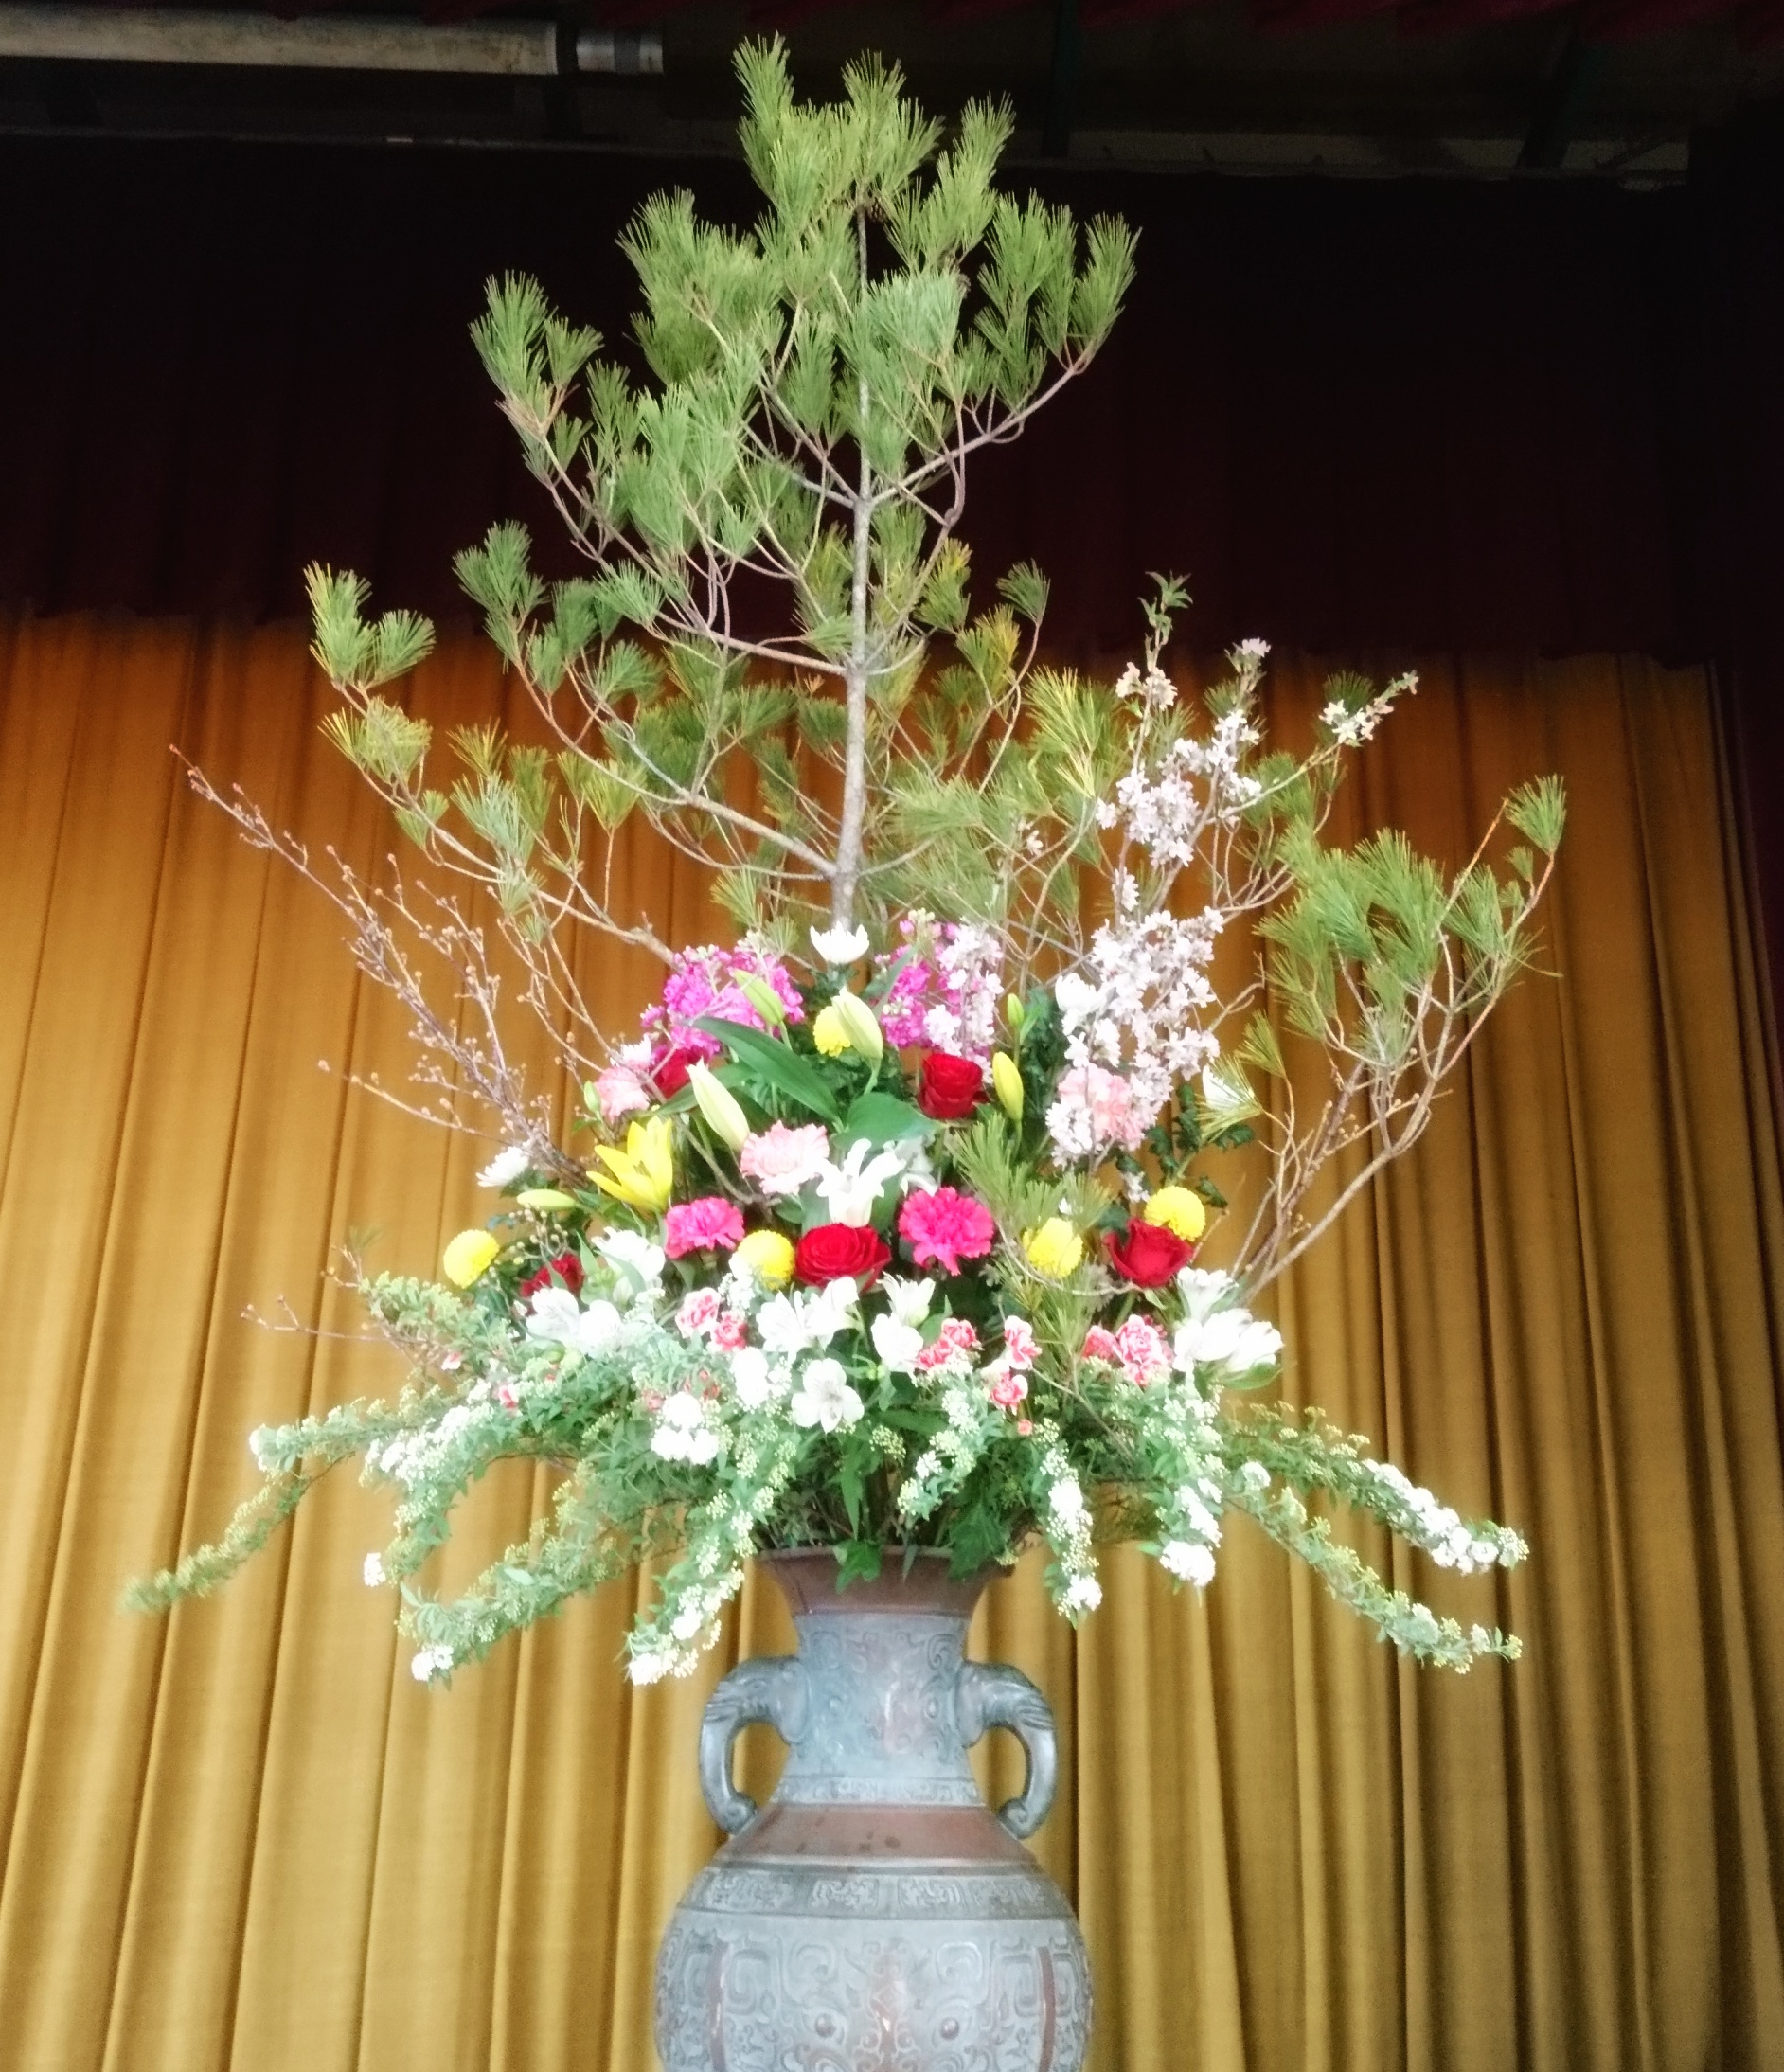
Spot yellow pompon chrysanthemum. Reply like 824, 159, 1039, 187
590, 1116, 674, 1214
442, 1228, 501, 1287
734, 1228, 796, 1291
1022, 1218, 1084, 1279
1142, 1186, 1207, 1243
812, 1002, 850, 1057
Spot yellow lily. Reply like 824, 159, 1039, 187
590, 1116, 674, 1214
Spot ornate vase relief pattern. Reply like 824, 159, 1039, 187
655, 1552, 1092, 2072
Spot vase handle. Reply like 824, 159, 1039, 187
697, 1654, 809, 1834
954, 1661, 1059, 1840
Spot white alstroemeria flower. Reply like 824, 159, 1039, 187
814, 1139, 906, 1227
790, 1356, 864, 1433
525, 1286, 583, 1342
1174, 1306, 1281, 1379
871, 1314, 925, 1374
477, 1144, 532, 1189
1175, 1265, 1234, 1319
880, 1276, 936, 1327
596, 1228, 666, 1300
756, 1280, 858, 1357
885, 1134, 937, 1193
727, 1345, 785, 1411
810, 921, 871, 966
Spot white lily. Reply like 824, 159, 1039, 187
814, 1139, 905, 1226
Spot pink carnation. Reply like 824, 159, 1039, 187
1081, 1325, 1120, 1364
898, 1188, 997, 1276
989, 1372, 1029, 1411
1114, 1315, 1171, 1387
664, 1197, 745, 1259
739, 1121, 830, 1197
596, 1063, 651, 1122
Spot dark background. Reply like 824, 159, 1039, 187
2, 114, 1779, 1010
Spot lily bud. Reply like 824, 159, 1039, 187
829, 990, 884, 1067
515, 1188, 579, 1212
991, 1052, 1025, 1122
1005, 992, 1026, 1032
687, 1060, 752, 1152
735, 973, 788, 1028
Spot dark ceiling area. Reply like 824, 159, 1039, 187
1, 0, 1781, 175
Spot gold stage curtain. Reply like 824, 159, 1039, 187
0, 615, 1780, 2072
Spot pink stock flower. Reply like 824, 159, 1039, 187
647, 944, 804, 1060
664, 1197, 745, 1259
739, 1121, 830, 1197
1048, 1064, 1149, 1157
1081, 1325, 1120, 1365
1113, 1316, 1172, 1387
898, 1188, 996, 1276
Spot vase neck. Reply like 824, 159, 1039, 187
774, 1602, 981, 1808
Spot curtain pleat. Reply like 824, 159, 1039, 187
0, 617, 1779, 2072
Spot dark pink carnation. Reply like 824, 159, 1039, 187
664, 1197, 745, 1259
898, 1187, 996, 1276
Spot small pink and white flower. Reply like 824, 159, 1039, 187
1114, 1315, 1172, 1387
664, 1196, 745, 1259
989, 1372, 1029, 1411
997, 1317, 1038, 1372
711, 1310, 748, 1352
916, 1316, 981, 1376
676, 1288, 722, 1340
1082, 1325, 1120, 1365
739, 1121, 830, 1197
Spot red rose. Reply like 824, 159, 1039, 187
519, 1250, 585, 1298
1105, 1219, 1193, 1288
917, 1052, 986, 1121
794, 1222, 892, 1287
650, 1043, 704, 1097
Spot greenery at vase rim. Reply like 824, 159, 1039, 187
134, 40, 1561, 1688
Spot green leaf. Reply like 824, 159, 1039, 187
834, 1540, 883, 1589
690, 1017, 841, 1123
840, 1091, 931, 1148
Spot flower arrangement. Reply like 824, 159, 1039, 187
133, 42, 1561, 1693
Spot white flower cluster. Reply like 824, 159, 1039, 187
1101, 708, 1264, 866
1319, 670, 1417, 750
1050, 901, 1224, 1155
1358, 1459, 1525, 1574
1041, 1443, 1100, 1614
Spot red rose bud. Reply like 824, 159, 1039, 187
917, 1051, 986, 1121
519, 1250, 585, 1298
1105, 1219, 1193, 1288
794, 1222, 892, 1288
